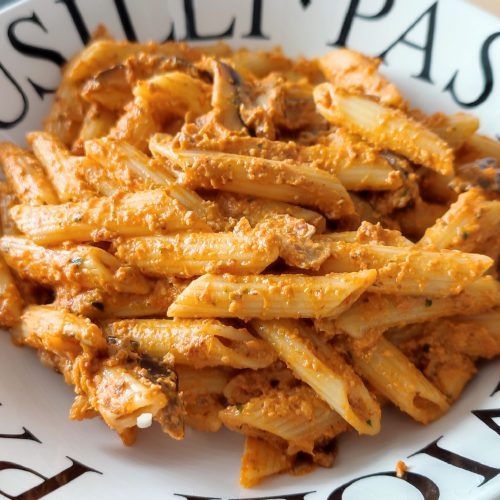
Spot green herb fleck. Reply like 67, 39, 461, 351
462, 231, 469, 240
422, 343, 430, 353
235, 404, 243, 413
73, 212, 83, 222
425, 298, 433, 307
91, 301, 104, 311
70, 257, 83, 266
366, 419, 372, 426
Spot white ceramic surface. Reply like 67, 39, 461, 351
0, 0, 498, 498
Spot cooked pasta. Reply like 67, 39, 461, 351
0, 37, 498, 488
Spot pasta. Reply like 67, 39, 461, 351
0, 36, 498, 488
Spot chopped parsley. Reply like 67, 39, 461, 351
462, 231, 469, 240
235, 404, 243, 413
70, 257, 83, 266
366, 419, 372, 426
425, 298, 433, 307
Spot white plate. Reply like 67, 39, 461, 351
0, 0, 499, 499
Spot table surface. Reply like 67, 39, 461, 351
0, 0, 498, 16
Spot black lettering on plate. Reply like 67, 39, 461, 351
55, 0, 91, 45
182, 0, 235, 41
444, 31, 500, 108
472, 408, 500, 437
328, 471, 439, 500
0, 63, 29, 129
113, 0, 137, 41
0, 457, 101, 500
229, 492, 315, 500
491, 380, 500, 397
7, 12, 66, 99
243, 0, 269, 39
328, 0, 394, 47
409, 436, 500, 486
174, 495, 221, 500
379, 2, 437, 83
0, 426, 41, 443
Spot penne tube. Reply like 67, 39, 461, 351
43, 78, 87, 146
0, 142, 59, 205
0, 254, 23, 327
85, 138, 217, 224
0, 235, 151, 294
177, 366, 233, 396
318, 241, 492, 297
104, 319, 276, 370
239, 437, 293, 488
331, 276, 500, 340
133, 71, 211, 119
55, 279, 179, 319
151, 138, 354, 219
252, 319, 381, 435
177, 366, 232, 433
115, 232, 279, 278
179, 131, 402, 192
426, 112, 480, 150
0, 182, 19, 236
10, 188, 211, 245
72, 104, 116, 154
319, 48, 404, 107
12, 304, 106, 356
27, 131, 95, 201
167, 270, 376, 319
314, 84, 454, 175
350, 336, 449, 423
85, 364, 177, 441
65, 39, 213, 83
109, 97, 161, 152
315, 221, 413, 247
214, 192, 326, 232
419, 189, 500, 252
466, 133, 500, 162
221, 386, 349, 455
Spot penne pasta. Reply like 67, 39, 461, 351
104, 319, 277, 369
27, 131, 95, 202
72, 104, 116, 154
0, 182, 19, 235
419, 189, 500, 252
350, 336, 449, 423
151, 138, 354, 219
426, 112, 480, 150
330, 276, 500, 340
10, 188, 211, 245
168, 270, 376, 320
239, 437, 293, 488
12, 305, 106, 356
0, 142, 59, 205
115, 231, 279, 278
0, 254, 23, 327
133, 71, 211, 120
314, 84, 454, 175
319, 48, 404, 107
55, 279, 180, 319
318, 241, 492, 296
252, 319, 380, 435
85, 138, 218, 224
0, 235, 151, 294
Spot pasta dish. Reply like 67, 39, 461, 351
0, 28, 499, 487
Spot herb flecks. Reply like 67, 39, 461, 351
425, 298, 433, 307
70, 257, 83, 266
